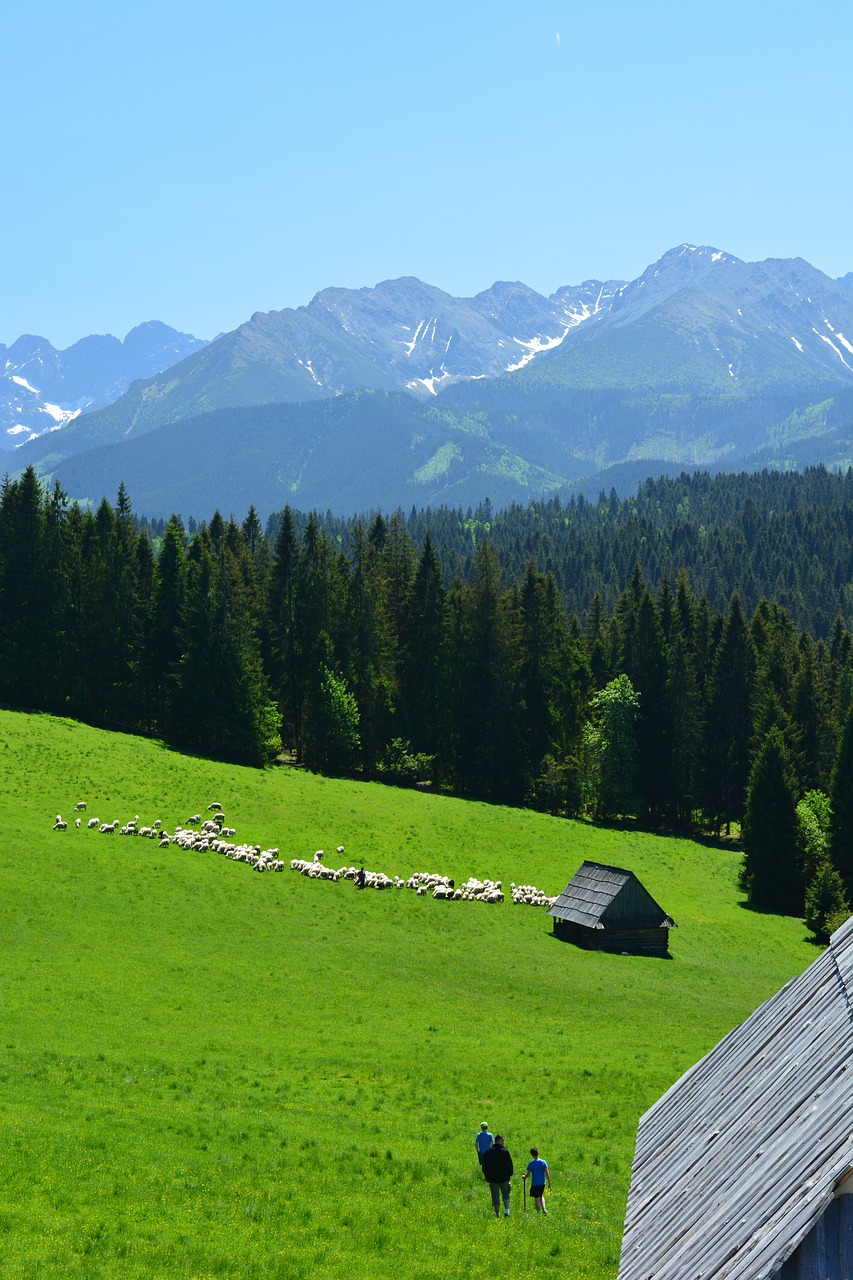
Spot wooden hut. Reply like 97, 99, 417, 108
547, 860, 674, 956
619, 913, 853, 1280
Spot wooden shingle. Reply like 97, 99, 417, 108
619, 914, 853, 1280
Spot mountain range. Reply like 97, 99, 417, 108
1, 322, 207, 453
10, 246, 853, 519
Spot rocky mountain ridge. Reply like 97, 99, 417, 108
1, 321, 207, 453
9, 245, 853, 519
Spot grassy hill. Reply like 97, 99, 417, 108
0, 710, 817, 1278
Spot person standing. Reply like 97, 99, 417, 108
475, 1122, 493, 1166
481, 1133, 513, 1217
523, 1146, 552, 1214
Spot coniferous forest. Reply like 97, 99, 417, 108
5, 463, 853, 935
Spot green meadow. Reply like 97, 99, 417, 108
0, 709, 816, 1279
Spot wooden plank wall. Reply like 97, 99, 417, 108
773, 1194, 853, 1280
553, 919, 669, 956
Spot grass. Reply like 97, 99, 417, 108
0, 709, 818, 1278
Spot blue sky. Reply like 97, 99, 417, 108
4, 1, 851, 348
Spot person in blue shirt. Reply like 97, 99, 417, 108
523, 1147, 552, 1213
475, 1122, 493, 1166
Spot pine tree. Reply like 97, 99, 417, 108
345, 521, 394, 775
632, 590, 671, 824
703, 594, 756, 832
791, 638, 833, 792
667, 627, 702, 826
741, 728, 800, 914
449, 541, 524, 803
172, 528, 280, 765
829, 706, 853, 901
804, 862, 850, 942
149, 517, 187, 731
400, 533, 447, 767
268, 506, 300, 757
0, 467, 49, 706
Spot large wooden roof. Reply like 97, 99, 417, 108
619, 914, 853, 1280
548, 860, 674, 930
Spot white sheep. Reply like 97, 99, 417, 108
74, 801, 87, 811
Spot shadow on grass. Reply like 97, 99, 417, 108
580, 815, 741, 853
735, 898, 826, 948
545, 930, 673, 959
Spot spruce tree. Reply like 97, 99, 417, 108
400, 533, 447, 766
741, 728, 800, 914
704, 594, 756, 832
269, 506, 300, 756
632, 590, 671, 824
829, 706, 853, 901
149, 517, 187, 731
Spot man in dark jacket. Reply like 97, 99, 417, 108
481, 1133, 513, 1216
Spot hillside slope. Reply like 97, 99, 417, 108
45, 390, 570, 519
0, 709, 817, 1280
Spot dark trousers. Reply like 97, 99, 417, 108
489, 1181, 511, 1214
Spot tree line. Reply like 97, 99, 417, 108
259, 464, 853, 638
5, 463, 853, 935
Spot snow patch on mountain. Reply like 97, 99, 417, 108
505, 329, 571, 373
0, 322, 207, 453
813, 329, 853, 372
401, 319, 429, 356
11, 374, 40, 394
42, 403, 81, 426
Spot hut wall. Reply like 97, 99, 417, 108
772, 1194, 853, 1280
601, 878, 667, 928
553, 918, 669, 956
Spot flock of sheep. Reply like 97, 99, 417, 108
52, 803, 556, 906
51, 801, 281, 870
288, 859, 556, 909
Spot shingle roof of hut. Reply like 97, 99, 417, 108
548, 860, 674, 930
618, 914, 853, 1280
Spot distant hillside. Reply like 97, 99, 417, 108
1, 321, 207, 453
38, 385, 853, 521
46, 391, 569, 520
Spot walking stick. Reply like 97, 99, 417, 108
523, 1178, 527, 1212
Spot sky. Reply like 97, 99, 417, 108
3, 0, 852, 349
